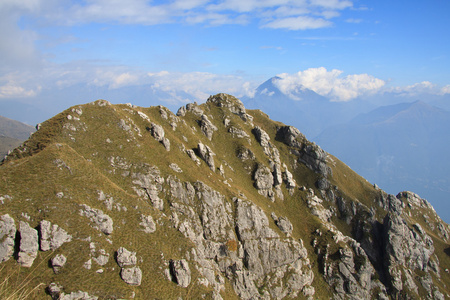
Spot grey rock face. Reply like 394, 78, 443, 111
0, 214, 16, 262
169, 259, 191, 288
276, 126, 331, 177
177, 102, 204, 117
51, 254, 67, 273
132, 166, 165, 210
297, 144, 331, 177
199, 114, 218, 140
150, 123, 165, 141
139, 215, 156, 233
206, 93, 253, 123
150, 123, 170, 151
272, 214, 294, 237
253, 126, 271, 155
186, 149, 201, 165
40, 220, 72, 251
197, 142, 215, 171
59, 291, 99, 300
121, 266, 142, 286
79, 205, 113, 235
234, 199, 314, 298
276, 125, 304, 149
383, 212, 435, 295
253, 164, 274, 198
18, 221, 39, 267
47, 282, 63, 300
117, 247, 137, 268
282, 164, 296, 192
228, 126, 249, 139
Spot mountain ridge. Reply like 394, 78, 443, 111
0, 94, 449, 299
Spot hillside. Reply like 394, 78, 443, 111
0, 94, 449, 299
0, 115, 36, 158
0, 115, 35, 141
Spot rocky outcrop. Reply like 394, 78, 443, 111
199, 114, 218, 140
79, 205, 113, 235
276, 126, 331, 177
253, 164, 274, 199
383, 212, 436, 296
17, 221, 39, 267
117, 247, 142, 286
51, 254, 67, 274
117, 247, 137, 267
0, 214, 16, 262
197, 142, 216, 171
40, 220, 72, 251
169, 259, 191, 288
206, 93, 253, 123
149, 123, 170, 151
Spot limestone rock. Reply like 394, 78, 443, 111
59, 291, 98, 300
273, 215, 293, 237
150, 123, 165, 141
17, 221, 39, 267
197, 142, 215, 171
276, 125, 304, 148
150, 123, 170, 151
121, 266, 142, 286
79, 205, 113, 235
132, 166, 165, 210
199, 114, 218, 140
177, 102, 203, 117
40, 220, 72, 251
169, 259, 191, 288
206, 93, 253, 123
47, 283, 63, 300
139, 215, 156, 233
186, 149, 201, 165
383, 212, 435, 296
252, 126, 271, 155
51, 254, 67, 274
276, 126, 331, 177
228, 126, 249, 139
253, 164, 274, 198
282, 164, 296, 192
0, 214, 16, 262
117, 247, 137, 268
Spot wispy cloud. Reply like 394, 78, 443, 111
390, 81, 450, 96
263, 16, 333, 30
4, 0, 354, 29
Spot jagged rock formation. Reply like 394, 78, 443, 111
0, 94, 449, 299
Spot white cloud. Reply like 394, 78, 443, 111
6, 0, 354, 29
0, 81, 40, 98
146, 71, 256, 100
390, 81, 450, 96
264, 16, 332, 30
273, 67, 386, 101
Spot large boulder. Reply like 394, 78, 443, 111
17, 221, 39, 267
0, 214, 16, 262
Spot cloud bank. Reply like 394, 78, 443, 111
273, 67, 386, 101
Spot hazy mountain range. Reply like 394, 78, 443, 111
242, 77, 450, 222
0, 115, 35, 158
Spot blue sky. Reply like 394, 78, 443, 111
1, 0, 449, 121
